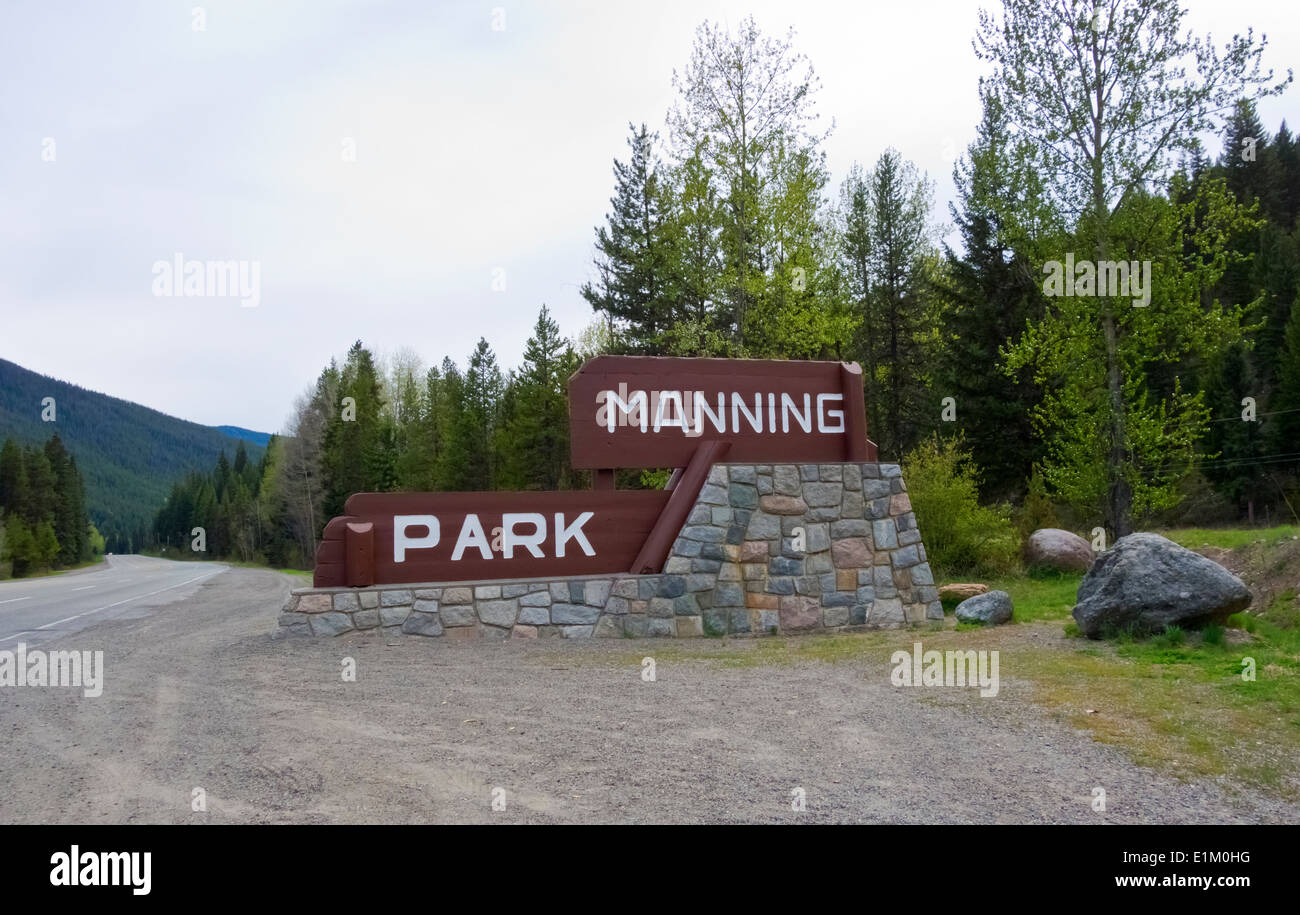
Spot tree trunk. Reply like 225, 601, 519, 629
1092, 47, 1132, 539
1101, 307, 1133, 537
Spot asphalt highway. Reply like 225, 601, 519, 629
0, 554, 228, 649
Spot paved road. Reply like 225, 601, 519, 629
0, 554, 228, 648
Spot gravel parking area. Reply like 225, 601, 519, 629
1, 566, 1294, 823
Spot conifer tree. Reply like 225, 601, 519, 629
582, 124, 674, 353
501, 306, 575, 490
937, 93, 1054, 500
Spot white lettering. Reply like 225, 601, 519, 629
781, 392, 812, 433
732, 393, 763, 433
501, 513, 546, 559
817, 393, 845, 433
554, 512, 595, 557
452, 514, 493, 560
394, 515, 440, 562
603, 388, 648, 432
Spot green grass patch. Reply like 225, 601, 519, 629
138, 551, 311, 579
1160, 525, 1300, 550
222, 559, 313, 579
979, 572, 1083, 623
0, 554, 106, 581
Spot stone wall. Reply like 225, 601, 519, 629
274, 461, 940, 640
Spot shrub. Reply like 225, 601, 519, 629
1014, 467, 1059, 543
1151, 624, 1186, 649
903, 435, 1020, 578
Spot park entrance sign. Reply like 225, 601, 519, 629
312, 356, 876, 587
569, 356, 874, 470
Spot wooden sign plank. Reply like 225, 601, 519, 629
313, 490, 671, 587
568, 355, 875, 469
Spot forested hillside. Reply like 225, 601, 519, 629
213, 426, 272, 448
0, 358, 263, 550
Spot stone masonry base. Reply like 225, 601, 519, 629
275, 461, 941, 640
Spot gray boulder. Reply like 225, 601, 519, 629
955, 590, 1013, 625
1072, 532, 1251, 639
1025, 528, 1094, 572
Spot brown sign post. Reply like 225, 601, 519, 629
313, 356, 875, 587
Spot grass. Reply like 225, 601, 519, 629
0, 554, 106, 582
139, 550, 312, 580
1160, 524, 1300, 550
981, 571, 1082, 623
225, 560, 313, 580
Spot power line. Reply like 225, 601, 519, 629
1206, 407, 1300, 423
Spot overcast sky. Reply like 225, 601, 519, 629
1, 0, 1295, 434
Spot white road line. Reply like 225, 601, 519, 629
0, 597, 32, 605
71, 586, 94, 591
0, 569, 226, 644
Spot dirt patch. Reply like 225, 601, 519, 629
1193, 537, 1300, 618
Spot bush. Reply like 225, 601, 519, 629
1147, 470, 1236, 527
1014, 467, 1059, 543
1151, 624, 1186, 649
903, 435, 1020, 578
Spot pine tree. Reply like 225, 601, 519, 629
861, 148, 939, 459
44, 435, 84, 564
1274, 122, 1300, 230
937, 93, 1052, 500
1219, 99, 1282, 218
1273, 295, 1300, 473
0, 439, 27, 518
322, 341, 386, 516
581, 124, 674, 353
459, 339, 503, 489
23, 447, 57, 527
1202, 341, 1269, 513
501, 306, 575, 490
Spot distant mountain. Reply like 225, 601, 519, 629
212, 425, 272, 447
0, 358, 263, 544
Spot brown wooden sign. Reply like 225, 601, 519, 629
314, 490, 670, 587
568, 356, 876, 469
313, 356, 877, 587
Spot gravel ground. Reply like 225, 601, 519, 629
1, 566, 1295, 824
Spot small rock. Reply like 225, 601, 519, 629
955, 590, 1013, 625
